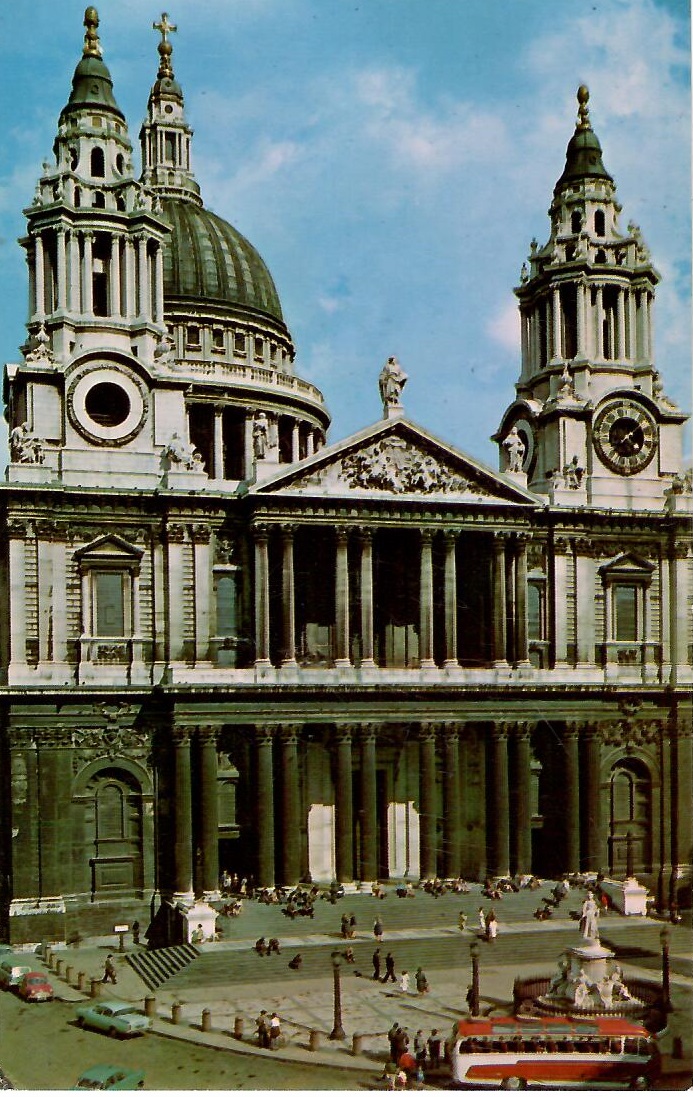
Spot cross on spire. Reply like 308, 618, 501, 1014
153, 12, 177, 45
153, 12, 177, 77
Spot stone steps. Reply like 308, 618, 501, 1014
125, 943, 200, 991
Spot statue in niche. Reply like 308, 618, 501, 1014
378, 355, 408, 410
164, 433, 204, 472
562, 455, 584, 489
253, 412, 269, 459
10, 422, 44, 464
502, 425, 525, 473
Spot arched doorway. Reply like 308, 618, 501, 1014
608, 759, 652, 876
82, 768, 145, 899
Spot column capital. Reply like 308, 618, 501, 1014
359, 724, 377, 746
420, 529, 434, 545
254, 725, 274, 746
491, 721, 511, 742
563, 721, 581, 743
252, 522, 271, 542
333, 724, 355, 745
82, 230, 94, 243
278, 723, 301, 746
197, 726, 218, 746
574, 537, 598, 557
356, 527, 373, 545
440, 721, 462, 740
419, 722, 438, 744
335, 527, 350, 544
515, 531, 532, 548
673, 541, 691, 560
515, 720, 534, 742
190, 523, 212, 544
280, 523, 296, 539
442, 529, 459, 546
553, 536, 571, 556
171, 726, 192, 747
493, 530, 510, 546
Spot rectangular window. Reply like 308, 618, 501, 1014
527, 582, 544, 640
95, 572, 125, 636
216, 574, 237, 636
254, 337, 264, 360
233, 331, 246, 354
614, 584, 637, 641
164, 133, 176, 163
212, 328, 224, 349
186, 325, 201, 348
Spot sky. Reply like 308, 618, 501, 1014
0, 0, 690, 468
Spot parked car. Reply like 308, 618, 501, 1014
17, 972, 53, 1002
73, 1065, 145, 1090
0, 959, 32, 990
75, 1002, 151, 1039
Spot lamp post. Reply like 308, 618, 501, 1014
660, 927, 671, 1012
330, 950, 346, 1040
469, 941, 480, 1018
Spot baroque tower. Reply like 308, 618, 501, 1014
495, 87, 687, 510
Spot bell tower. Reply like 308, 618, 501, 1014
495, 87, 687, 510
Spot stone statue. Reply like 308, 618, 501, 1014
164, 433, 202, 472
253, 413, 269, 459
10, 422, 44, 464
597, 974, 615, 1009
502, 426, 525, 473
24, 323, 54, 364
572, 967, 591, 1009
379, 356, 408, 410
562, 455, 584, 489
153, 328, 176, 366
580, 891, 600, 941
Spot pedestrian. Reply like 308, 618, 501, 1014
415, 966, 429, 994
372, 947, 382, 980
383, 951, 396, 983
288, 953, 303, 970
255, 936, 268, 955
374, 917, 384, 942
486, 908, 498, 942
478, 906, 486, 934
131, 920, 140, 946
414, 1029, 426, 1067
267, 936, 281, 954
400, 970, 410, 993
256, 1009, 270, 1048
458, 910, 467, 931
382, 1060, 398, 1090
387, 1022, 401, 1060
340, 913, 350, 938
427, 1029, 442, 1070
349, 911, 357, 938
102, 954, 117, 984
268, 1012, 281, 1049
466, 984, 475, 1013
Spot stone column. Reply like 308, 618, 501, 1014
198, 727, 219, 898
514, 534, 530, 666
281, 526, 297, 667
68, 231, 80, 312
137, 235, 149, 321
279, 725, 301, 885
552, 538, 570, 666
165, 525, 186, 662
584, 726, 602, 873
646, 292, 654, 362
253, 527, 271, 667
513, 723, 533, 875
8, 523, 27, 672
37, 735, 71, 898
172, 728, 194, 898
360, 727, 377, 881
124, 237, 136, 319
82, 232, 94, 316
616, 288, 626, 361
291, 420, 300, 463
110, 235, 121, 317
334, 529, 351, 667
34, 233, 46, 319
419, 725, 437, 879
154, 243, 165, 324
492, 533, 509, 667
551, 285, 562, 362
489, 724, 510, 877
443, 531, 458, 667
594, 285, 604, 360
419, 531, 435, 669
442, 724, 461, 878
520, 309, 529, 379
358, 531, 375, 667
335, 726, 354, 884
564, 723, 581, 873
574, 540, 596, 667
52, 540, 67, 665
628, 289, 637, 361
576, 280, 587, 358
255, 728, 275, 887
670, 542, 690, 684
56, 227, 67, 310
213, 406, 224, 479
306, 431, 315, 457
672, 716, 692, 906
192, 526, 211, 665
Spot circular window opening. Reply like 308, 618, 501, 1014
85, 382, 131, 427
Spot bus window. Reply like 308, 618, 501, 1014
610, 1038, 622, 1053
625, 1038, 638, 1054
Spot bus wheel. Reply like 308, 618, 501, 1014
630, 1078, 650, 1091
501, 1078, 526, 1090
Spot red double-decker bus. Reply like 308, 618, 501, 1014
450, 1015, 658, 1089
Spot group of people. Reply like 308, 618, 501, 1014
340, 912, 357, 938
372, 949, 429, 993
477, 906, 499, 941
255, 1010, 282, 1050
382, 1023, 444, 1089
254, 936, 281, 956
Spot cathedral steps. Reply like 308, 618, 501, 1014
125, 943, 200, 991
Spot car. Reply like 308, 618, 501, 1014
17, 972, 54, 1002
0, 959, 32, 990
73, 1065, 145, 1090
75, 1002, 151, 1039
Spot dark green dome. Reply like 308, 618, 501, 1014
161, 198, 284, 322
60, 55, 125, 125
555, 86, 612, 193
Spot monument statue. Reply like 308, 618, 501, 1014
10, 422, 44, 464
580, 891, 600, 940
253, 412, 269, 459
379, 356, 408, 412
502, 426, 526, 473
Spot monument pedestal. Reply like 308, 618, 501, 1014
536, 938, 644, 1017
601, 876, 649, 916
182, 901, 218, 944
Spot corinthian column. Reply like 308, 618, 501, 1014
489, 723, 510, 877
492, 533, 509, 667
335, 726, 354, 884
198, 727, 219, 898
564, 723, 580, 872
256, 728, 275, 887
442, 724, 461, 877
334, 529, 351, 667
419, 531, 435, 669
253, 526, 271, 667
419, 724, 437, 879
360, 727, 377, 881
513, 723, 532, 874
172, 728, 194, 899
279, 725, 301, 885
281, 526, 297, 666
584, 725, 602, 872
443, 532, 458, 667
359, 531, 375, 667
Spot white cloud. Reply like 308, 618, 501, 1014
486, 299, 520, 354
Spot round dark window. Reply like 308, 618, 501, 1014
85, 382, 131, 427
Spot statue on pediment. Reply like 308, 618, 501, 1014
379, 356, 407, 413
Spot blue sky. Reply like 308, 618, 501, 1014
0, 0, 690, 467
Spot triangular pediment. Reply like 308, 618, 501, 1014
73, 534, 144, 562
598, 552, 655, 577
250, 418, 539, 505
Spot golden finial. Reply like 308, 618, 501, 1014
83, 7, 102, 58
576, 85, 591, 130
153, 12, 177, 78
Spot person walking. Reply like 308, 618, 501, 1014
268, 1012, 281, 1049
478, 906, 486, 934
256, 1010, 270, 1048
374, 917, 384, 942
414, 1029, 427, 1069
400, 970, 410, 993
349, 911, 357, 938
415, 966, 429, 994
340, 913, 350, 938
486, 908, 498, 942
427, 1029, 442, 1070
102, 954, 117, 984
372, 947, 382, 980
383, 951, 397, 983
387, 1022, 401, 1061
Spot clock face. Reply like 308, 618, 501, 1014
593, 400, 657, 475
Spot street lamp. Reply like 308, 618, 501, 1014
469, 941, 481, 1018
660, 927, 672, 1012
330, 950, 346, 1040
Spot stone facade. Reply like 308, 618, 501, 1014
0, 17, 690, 945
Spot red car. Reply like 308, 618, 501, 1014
17, 972, 53, 1002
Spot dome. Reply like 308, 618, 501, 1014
555, 127, 612, 191
161, 198, 284, 323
